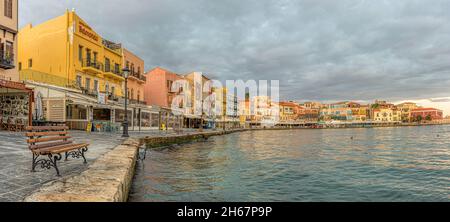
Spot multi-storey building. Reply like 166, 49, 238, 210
214, 87, 239, 129
411, 108, 443, 122
19, 10, 125, 98
372, 108, 402, 122
18, 10, 155, 130
279, 101, 303, 122
396, 102, 419, 122
320, 102, 353, 121
123, 48, 148, 129
0, 0, 34, 128
0, 0, 17, 81
184, 72, 214, 128
144, 67, 185, 129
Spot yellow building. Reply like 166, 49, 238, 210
396, 102, 419, 122
16, 10, 158, 130
373, 108, 402, 122
19, 10, 124, 98
213, 87, 239, 129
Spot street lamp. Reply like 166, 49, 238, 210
122, 67, 130, 138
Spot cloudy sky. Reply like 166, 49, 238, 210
19, 0, 450, 113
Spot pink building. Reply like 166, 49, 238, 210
411, 108, 443, 121
144, 67, 184, 108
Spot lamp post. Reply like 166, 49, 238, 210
122, 67, 130, 138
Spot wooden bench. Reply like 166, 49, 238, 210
25, 126, 89, 176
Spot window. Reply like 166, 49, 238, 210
5, 41, 13, 60
137, 67, 141, 75
104, 58, 110, 72
18, 62, 21, 70
111, 86, 115, 96
4, 0, 12, 19
85, 78, 90, 91
126, 61, 130, 69
114, 63, 120, 74
167, 80, 173, 90
76, 75, 82, 87
93, 52, 98, 63
86, 49, 91, 62
78, 45, 83, 62
93, 80, 99, 93
28, 59, 32, 68
105, 83, 109, 94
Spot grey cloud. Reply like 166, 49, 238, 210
19, 0, 450, 102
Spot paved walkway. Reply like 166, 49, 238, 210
0, 128, 210, 202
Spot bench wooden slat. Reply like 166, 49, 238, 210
30, 140, 73, 150
33, 143, 89, 155
26, 126, 68, 131
27, 136, 72, 144
26, 131, 68, 137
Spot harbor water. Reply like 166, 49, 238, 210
129, 125, 450, 202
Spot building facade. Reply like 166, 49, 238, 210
411, 108, 443, 121
397, 102, 419, 122
0, 0, 34, 130
18, 10, 157, 130
0, 0, 17, 81
373, 108, 402, 122
19, 10, 125, 98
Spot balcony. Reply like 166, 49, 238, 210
108, 94, 119, 102
0, 51, 14, 69
81, 59, 103, 74
102, 39, 122, 54
128, 72, 146, 83
103, 64, 124, 80
129, 99, 147, 105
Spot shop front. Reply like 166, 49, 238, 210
0, 79, 33, 131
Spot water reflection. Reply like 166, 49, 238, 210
130, 125, 450, 202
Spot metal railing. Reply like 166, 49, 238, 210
104, 64, 122, 77
0, 51, 14, 69
130, 72, 146, 81
81, 59, 103, 71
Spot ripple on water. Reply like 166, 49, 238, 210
129, 126, 450, 202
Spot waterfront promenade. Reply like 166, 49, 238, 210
0, 129, 214, 202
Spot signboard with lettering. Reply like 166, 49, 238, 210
78, 22, 99, 42
98, 93, 106, 104
0, 79, 30, 91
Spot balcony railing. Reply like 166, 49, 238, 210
0, 51, 14, 69
129, 99, 147, 105
104, 64, 122, 77
82, 59, 103, 72
129, 72, 146, 82
108, 94, 119, 102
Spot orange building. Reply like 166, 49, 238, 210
123, 48, 145, 104
144, 67, 184, 108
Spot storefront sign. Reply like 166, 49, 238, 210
78, 22, 99, 42
0, 79, 29, 91
98, 93, 107, 104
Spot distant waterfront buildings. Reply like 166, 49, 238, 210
411, 108, 443, 122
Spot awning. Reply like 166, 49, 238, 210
0, 79, 33, 92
